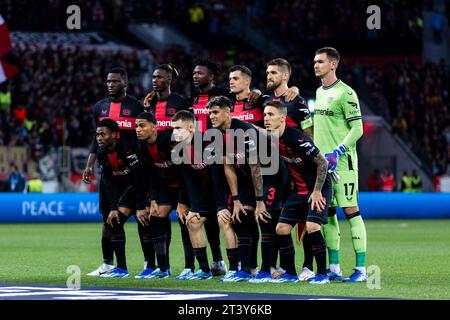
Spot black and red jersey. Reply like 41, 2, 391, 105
230, 95, 267, 128
138, 129, 181, 191
265, 94, 312, 131
279, 126, 330, 195
179, 139, 216, 213
90, 95, 144, 153
189, 86, 232, 133
147, 93, 189, 131
96, 140, 146, 210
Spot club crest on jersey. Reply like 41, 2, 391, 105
122, 109, 131, 116
167, 108, 176, 115
101, 109, 108, 115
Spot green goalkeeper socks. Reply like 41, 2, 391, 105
347, 212, 367, 267
323, 213, 340, 264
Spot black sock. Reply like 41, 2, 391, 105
166, 218, 172, 267
204, 216, 223, 262
259, 220, 275, 273
193, 247, 210, 273
226, 248, 240, 271
151, 217, 168, 272
111, 212, 129, 270
308, 230, 327, 275
102, 224, 114, 265
250, 219, 259, 269
270, 209, 281, 269
277, 234, 296, 276
302, 232, 314, 270
233, 213, 253, 274
179, 218, 195, 271
138, 223, 155, 269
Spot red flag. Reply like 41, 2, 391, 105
0, 15, 13, 56
0, 14, 18, 83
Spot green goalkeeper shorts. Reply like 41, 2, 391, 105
331, 170, 359, 208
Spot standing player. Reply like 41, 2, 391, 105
83, 67, 149, 276
95, 119, 147, 278
265, 58, 315, 281
263, 101, 332, 284
207, 96, 269, 282
313, 47, 367, 282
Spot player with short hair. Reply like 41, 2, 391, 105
170, 110, 218, 280
313, 47, 367, 282
207, 96, 269, 282
134, 111, 190, 279
95, 118, 147, 278
263, 100, 332, 284
84, 67, 148, 277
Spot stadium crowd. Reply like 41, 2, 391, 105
364, 60, 450, 177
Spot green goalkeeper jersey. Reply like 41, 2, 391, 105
314, 79, 363, 172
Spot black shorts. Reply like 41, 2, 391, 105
279, 186, 333, 226
263, 173, 285, 211
117, 185, 136, 212
99, 177, 135, 220
156, 185, 179, 208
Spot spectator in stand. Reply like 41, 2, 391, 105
400, 170, 412, 192
367, 169, 382, 191
381, 167, 396, 192
7, 164, 26, 192
411, 169, 423, 192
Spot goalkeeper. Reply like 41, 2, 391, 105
312, 47, 367, 282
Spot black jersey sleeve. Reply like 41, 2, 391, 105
124, 147, 147, 210
97, 150, 119, 211
289, 128, 320, 161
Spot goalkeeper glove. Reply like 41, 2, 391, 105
328, 169, 341, 184
324, 144, 346, 171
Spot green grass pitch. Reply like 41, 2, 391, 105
0, 220, 449, 300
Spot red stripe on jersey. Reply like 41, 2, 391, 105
148, 144, 180, 188
286, 115, 299, 128
192, 94, 210, 133
99, 101, 136, 130
154, 101, 173, 131
107, 152, 119, 172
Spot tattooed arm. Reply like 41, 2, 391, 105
249, 163, 264, 198
312, 153, 328, 192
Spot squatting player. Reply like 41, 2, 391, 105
95, 119, 147, 278
313, 47, 367, 282
265, 58, 316, 281
83, 67, 146, 276
207, 96, 269, 282
263, 100, 332, 284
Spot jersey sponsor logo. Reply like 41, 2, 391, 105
155, 160, 174, 168
193, 107, 209, 115
126, 154, 139, 167
191, 162, 208, 170
116, 119, 133, 128
281, 155, 303, 164
101, 109, 108, 115
112, 168, 130, 176
232, 113, 254, 121
314, 109, 334, 116
157, 120, 172, 128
